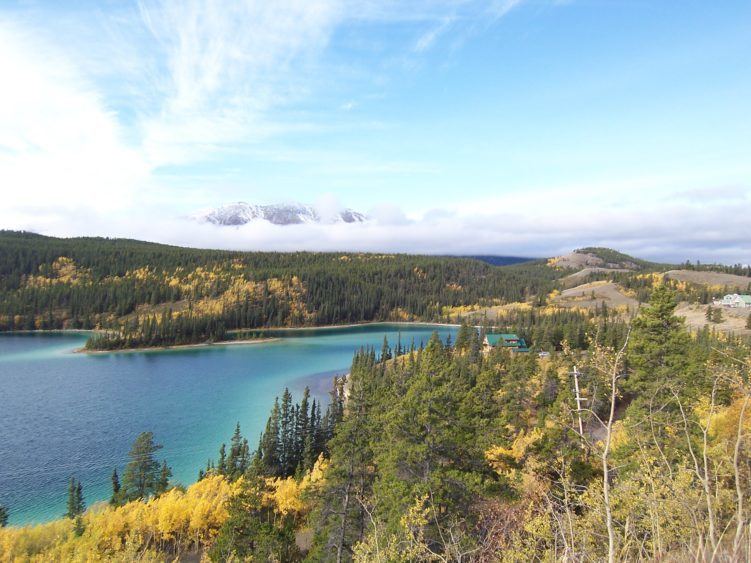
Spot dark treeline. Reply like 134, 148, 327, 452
0, 231, 561, 348
84, 313, 229, 350
614, 272, 751, 305
201, 381, 346, 483
488, 306, 630, 351
678, 260, 751, 277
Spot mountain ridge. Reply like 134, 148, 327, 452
193, 202, 367, 226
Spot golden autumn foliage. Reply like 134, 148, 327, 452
0, 474, 239, 562
264, 456, 328, 518
486, 428, 543, 477
0, 460, 330, 563
25, 257, 92, 288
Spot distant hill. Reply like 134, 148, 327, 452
557, 246, 666, 270
664, 269, 751, 289
463, 255, 537, 267
548, 247, 669, 287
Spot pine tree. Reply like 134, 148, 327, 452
712, 307, 724, 323
0, 505, 8, 528
280, 389, 295, 475
76, 481, 85, 514
380, 335, 392, 362
122, 432, 165, 500
156, 460, 172, 494
259, 399, 281, 476
209, 474, 298, 562
110, 469, 125, 506
226, 423, 250, 479
454, 320, 475, 353
65, 477, 85, 519
625, 285, 691, 400
73, 515, 85, 537
293, 388, 310, 471
312, 352, 377, 560
218, 443, 227, 475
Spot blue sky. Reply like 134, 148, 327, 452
1, 1, 750, 261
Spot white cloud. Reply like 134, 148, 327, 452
489, 0, 525, 19
136, 0, 341, 167
414, 16, 454, 52
0, 22, 148, 218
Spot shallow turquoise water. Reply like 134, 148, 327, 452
0, 324, 454, 526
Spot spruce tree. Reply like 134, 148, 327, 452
310, 350, 378, 560
218, 443, 227, 475
380, 335, 392, 362
454, 320, 475, 353
122, 432, 165, 500
110, 469, 125, 506
156, 460, 172, 494
296, 388, 311, 470
280, 389, 294, 475
227, 423, 250, 479
712, 307, 724, 323
626, 287, 689, 389
259, 399, 281, 476
65, 477, 85, 519
209, 474, 298, 561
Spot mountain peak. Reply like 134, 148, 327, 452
194, 202, 367, 226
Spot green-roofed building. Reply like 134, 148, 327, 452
484, 333, 529, 352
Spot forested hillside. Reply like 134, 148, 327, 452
3, 231, 749, 351
3, 287, 751, 561
0, 231, 560, 349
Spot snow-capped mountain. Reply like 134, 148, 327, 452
193, 202, 367, 226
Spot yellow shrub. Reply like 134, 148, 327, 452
0, 474, 239, 562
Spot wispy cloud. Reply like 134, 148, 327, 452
489, 0, 526, 19
135, 0, 342, 167
414, 16, 454, 53
0, 0, 514, 189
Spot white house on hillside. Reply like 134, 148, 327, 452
714, 294, 751, 308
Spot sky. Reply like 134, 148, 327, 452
1, 0, 750, 262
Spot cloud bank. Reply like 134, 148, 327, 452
8, 184, 750, 264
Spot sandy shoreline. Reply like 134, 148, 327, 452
249, 320, 461, 332
76, 337, 280, 355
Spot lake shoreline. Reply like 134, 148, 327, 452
75, 337, 280, 355
4, 321, 461, 355
250, 320, 462, 332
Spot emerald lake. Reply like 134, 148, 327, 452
0, 324, 456, 525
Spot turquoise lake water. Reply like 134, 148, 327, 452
0, 324, 456, 526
